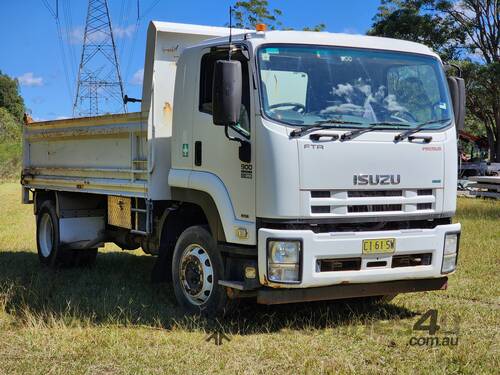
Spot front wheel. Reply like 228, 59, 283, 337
172, 226, 229, 317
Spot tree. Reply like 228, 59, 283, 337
232, 0, 283, 29
369, 1, 500, 161
0, 71, 25, 122
459, 61, 500, 160
0, 107, 21, 142
369, 0, 467, 60
434, 0, 499, 64
231, 0, 326, 31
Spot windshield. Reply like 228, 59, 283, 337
257, 45, 453, 130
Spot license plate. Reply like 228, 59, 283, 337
362, 238, 396, 254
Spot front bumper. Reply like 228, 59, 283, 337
257, 277, 448, 305
258, 223, 460, 288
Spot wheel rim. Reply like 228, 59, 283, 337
179, 244, 214, 305
39, 213, 54, 258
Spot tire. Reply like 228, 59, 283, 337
36, 200, 68, 267
36, 200, 98, 268
172, 226, 228, 317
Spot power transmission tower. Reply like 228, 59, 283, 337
73, 0, 126, 117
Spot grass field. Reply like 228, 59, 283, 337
0, 182, 498, 374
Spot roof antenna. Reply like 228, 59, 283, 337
228, 6, 233, 61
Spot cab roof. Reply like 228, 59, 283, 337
207, 30, 439, 58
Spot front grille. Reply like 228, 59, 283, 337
417, 189, 433, 196
257, 217, 452, 233
311, 206, 330, 214
348, 190, 402, 197
306, 188, 436, 217
347, 204, 402, 213
417, 203, 432, 210
317, 258, 361, 272
311, 190, 331, 198
392, 253, 432, 268
367, 261, 387, 268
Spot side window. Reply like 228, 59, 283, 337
199, 50, 251, 137
260, 70, 308, 109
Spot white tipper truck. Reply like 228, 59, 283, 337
21, 21, 465, 316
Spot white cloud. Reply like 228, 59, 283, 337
131, 68, 144, 85
67, 24, 135, 44
114, 25, 136, 38
17, 72, 44, 87
68, 26, 84, 44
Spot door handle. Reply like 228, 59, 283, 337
195, 141, 202, 166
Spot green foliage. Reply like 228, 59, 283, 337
369, 0, 500, 161
232, 0, 283, 29
433, 0, 499, 64
231, 0, 326, 31
0, 85, 23, 179
458, 61, 500, 157
0, 71, 25, 122
0, 107, 22, 143
368, 0, 467, 60
302, 23, 327, 32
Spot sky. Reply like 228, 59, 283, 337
0, 0, 381, 121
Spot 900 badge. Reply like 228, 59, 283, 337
241, 164, 252, 179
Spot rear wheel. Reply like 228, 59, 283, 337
37, 201, 65, 267
36, 200, 97, 267
172, 226, 229, 317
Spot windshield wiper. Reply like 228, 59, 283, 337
341, 122, 411, 141
289, 119, 363, 138
394, 118, 451, 142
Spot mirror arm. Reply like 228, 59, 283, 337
224, 125, 251, 163
444, 62, 463, 78
224, 125, 245, 145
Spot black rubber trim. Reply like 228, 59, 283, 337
171, 187, 226, 242
258, 213, 450, 225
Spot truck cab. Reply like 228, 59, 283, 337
22, 22, 464, 316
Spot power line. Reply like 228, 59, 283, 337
41, 0, 57, 18
41, 0, 74, 104
55, 16, 74, 101
140, 0, 161, 21
73, 0, 126, 117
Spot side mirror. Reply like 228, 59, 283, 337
447, 76, 466, 131
212, 60, 242, 126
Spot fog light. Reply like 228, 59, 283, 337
245, 266, 256, 279
442, 233, 459, 274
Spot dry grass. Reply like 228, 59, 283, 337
0, 182, 498, 374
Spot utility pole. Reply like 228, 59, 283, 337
73, 0, 126, 117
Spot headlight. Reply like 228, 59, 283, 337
442, 233, 459, 274
269, 241, 300, 264
268, 240, 301, 283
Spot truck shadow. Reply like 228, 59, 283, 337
0, 250, 418, 335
